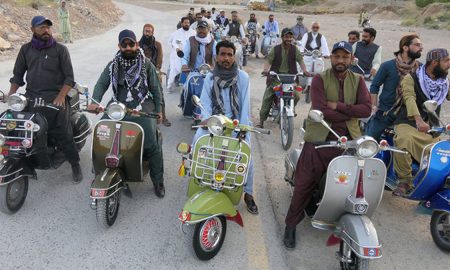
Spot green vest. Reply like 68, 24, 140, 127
303, 69, 362, 143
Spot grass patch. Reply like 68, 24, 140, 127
401, 18, 417, 26
14, 0, 54, 6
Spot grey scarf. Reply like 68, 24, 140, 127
211, 62, 239, 117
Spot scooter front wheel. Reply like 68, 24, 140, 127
0, 174, 29, 214
193, 216, 227, 260
339, 240, 369, 270
96, 190, 121, 229
430, 211, 450, 252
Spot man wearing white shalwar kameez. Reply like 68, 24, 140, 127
167, 17, 196, 91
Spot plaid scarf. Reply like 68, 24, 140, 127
384, 55, 420, 116
417, 64, 449, 106
109, 48, 148, 104
211, 63, 239, 118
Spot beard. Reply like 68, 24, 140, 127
182, 25, 190, 31
35, 33, 51, 41
121, 50, 138, 60
433, 65, 449, 79
332, 63, 349, 73
407, 50, 421, 60
361, 40, 368, 46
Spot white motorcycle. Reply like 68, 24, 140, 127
302, 49, 325, 104
284, 110, 405, 270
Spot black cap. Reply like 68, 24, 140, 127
118, 29, 137, 43
281, 28, 294, 37
197, 20, 209, 29
31, 16, 53, 27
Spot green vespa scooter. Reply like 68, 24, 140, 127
176, 96, 270, 260
89, 102, 160, 228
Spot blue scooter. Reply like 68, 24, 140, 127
179, 64, 212, 124
377, 100, 450, 252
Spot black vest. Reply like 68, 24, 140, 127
228, 22, 241, 37
351, 42, 379, 75
266, 44, 298, 85
395, 72, 441, 128
305, 32, 322, 51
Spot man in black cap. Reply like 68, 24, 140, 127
87, 29, 166, 198
257, 28, 309, 128
283, 41, 371, 249
9, 15, 83, 183
181, 21, 216, 71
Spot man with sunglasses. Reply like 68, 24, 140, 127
9, 16, 83, 183
88, 30, 166, 198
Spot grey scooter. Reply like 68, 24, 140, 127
284, 110, 405, 269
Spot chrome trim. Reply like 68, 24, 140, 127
341, 230, 382, 259
0, 170, 25, 187
179, 213, 226, 225
89, 186, 123, 200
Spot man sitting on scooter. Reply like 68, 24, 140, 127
392, 48, 450, 197
192, 40, 259, 214
283, 41, 371, 249
256, 28, 310, 128
181, 20, 216, 72
87, 29, 166, 198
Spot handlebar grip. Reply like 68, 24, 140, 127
253, 127, 271, 135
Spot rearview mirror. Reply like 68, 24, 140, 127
308, 110, 324, 123
352, 58, 359, 66
423, 100, 438, 113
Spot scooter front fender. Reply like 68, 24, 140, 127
0, 157, 33, 186
426, 189, 450, 212
180, 189, 242, 226
337, 214, 382, 259
90, 168, 123, 199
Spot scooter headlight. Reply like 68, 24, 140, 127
312, 49, 321, 58
249, 29, 254, 34
106, 102, 127, 121
0, 134, 5, 146
199, 64, 211, 76
7, 94, 28, 112
230, 36, 238, 43
356, 136, 379, 158
207, 115, 226, 136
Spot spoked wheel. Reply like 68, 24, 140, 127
430, 211, 450, 252
339, 241, 369, 270
193, 216, 227, 260
96, 189, 121, 229
304, 86, 311, 104
280, 108, 294, 150
0, 175, 29, 214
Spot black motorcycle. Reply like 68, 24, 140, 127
0, 85, 91, 214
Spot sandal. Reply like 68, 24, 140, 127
162, 119, 171, 127
392, 183, 410, 197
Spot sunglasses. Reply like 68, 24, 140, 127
120, 41, 136, 48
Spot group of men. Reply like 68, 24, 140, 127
7, 8, 450, 253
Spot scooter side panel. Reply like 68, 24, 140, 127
182, 189, 237, 223
313, 157, 386, 223
338, 215, 382, 259
182, 72, 205, 117
187, 178, 244, 206
409, 141, 450, 200
92, 120, 144, 182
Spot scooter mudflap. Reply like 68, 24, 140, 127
123, 183, 133, 198
226, 211, 244, 227
326, 234, 341, 246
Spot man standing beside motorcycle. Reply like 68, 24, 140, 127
392, 48, 450, 197
256, 28, 310, 128
366, 34, 422, 141
291, 15, 308, 42
8, 16, 83, 183
350, 27, 381, 77
167, 17, 196, 92
244, 13, 262, 59
192, 40, 259, 214
299, 21, 330, 58
87, 30, 166, 198
139, 23, 171, 127
283, 41, 371, 249
181, 21, 216, 71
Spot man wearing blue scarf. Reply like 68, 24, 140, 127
9, 16, 82, 183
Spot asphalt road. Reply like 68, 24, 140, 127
0, 1, 449, 270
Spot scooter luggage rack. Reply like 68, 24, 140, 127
192, 142, 248, 190
0, 113, 35, 151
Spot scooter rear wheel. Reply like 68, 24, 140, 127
339, 241, 369, 270
192, 216, 227, 260
0, 174, 28, 215
430, 211, 450, 252
96, 190, 121, 229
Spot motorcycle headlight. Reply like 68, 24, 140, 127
231, 36, 237, 43
356, 136, 379, 158
207, 115, 226, 136
106, 102, 127, 121
312, 49, 321, 58
249, 30, 254, 34
199, 64, 211, 76
0, 134, 5, 146
7, 94, 27, 112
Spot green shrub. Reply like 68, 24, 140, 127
416, 0, 435, 7
424, 16, 434, 23
401, 18, 417, 26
